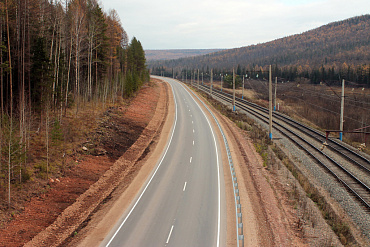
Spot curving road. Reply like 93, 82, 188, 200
100, 77, 226, 247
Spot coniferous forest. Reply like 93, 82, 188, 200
0, 0, 148, 206
150, 15, 370, 86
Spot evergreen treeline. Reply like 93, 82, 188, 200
150, 15, 370, 86
0, 0, 148, 206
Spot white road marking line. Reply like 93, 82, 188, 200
192, 120, 193, 124
166, 225, 174, 244
190, 114, 192, 117
193, 129, 195, 133
189, 109, 190, 112
190, 157, 192, 163
105, 83, 179, 247
178, 83, 221, 247
193, 140, 194, 146
183, 182, 187, 191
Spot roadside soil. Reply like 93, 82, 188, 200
188, 85, 344, 246
184, 85, 291, 246
0, 79, 164, 247
68, 79, 174, 246
0, 77, 347, 247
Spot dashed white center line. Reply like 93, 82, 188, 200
192, 120, 193, 124
193, 140, 194, 146
183, 182, 187, 191
190, 156, 192, 163
189, 109, 190, 112
193, 129, 195, 133
166, 225, 174, 244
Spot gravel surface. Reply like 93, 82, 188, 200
213, 92, 370, 244
238, 105, 370, 242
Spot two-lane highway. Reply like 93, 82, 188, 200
100, 77, 226, 247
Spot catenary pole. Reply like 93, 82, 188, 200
242, 75, 245, 99
274, 77, 277, 111
210, 69, 213, 95
221, 74, 223, 92
269, 65, 273, 139
340, 79, 345, 141
233, 68, 236, 111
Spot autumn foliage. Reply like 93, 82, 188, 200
0, 0, 148, 207
150, 15, 370, 86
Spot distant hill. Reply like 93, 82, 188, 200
150, 15, 370, 85
145, 49, 224, 61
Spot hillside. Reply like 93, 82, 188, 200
145, 49, 224, 61
150, 15, 370, 85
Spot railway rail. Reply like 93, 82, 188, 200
191, 82, 370, 210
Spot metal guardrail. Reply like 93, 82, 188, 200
185, 83, 244, 247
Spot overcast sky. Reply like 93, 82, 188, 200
101, 0, 370, 50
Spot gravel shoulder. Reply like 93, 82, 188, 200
68, 79, 174, 246
22, 80, 169, 247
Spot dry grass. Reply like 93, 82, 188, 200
224, 79, 370, 155
194, 86, 358, 246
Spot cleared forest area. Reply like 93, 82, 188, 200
0, 0, 148, 215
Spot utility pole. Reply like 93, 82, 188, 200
242, 75, 245, 99
186, 70, 188, 83
340, 79, 345, 141
274, 77, 277, 111
221, 74, 223, 92
191, 70, 193, 86
210, 69, 213, 95
197, 69, 200, 89
269, 65, 273, 140
202, 72, 204, 85
233, 68, 236, 111
194, 69, 196, 85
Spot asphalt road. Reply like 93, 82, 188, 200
101, 77, 226, 247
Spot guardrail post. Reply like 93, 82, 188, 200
238, 223, 243, 235
238, 212, 242, 223
238, 235, 244, 247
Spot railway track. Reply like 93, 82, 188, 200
192, 82, 370, 211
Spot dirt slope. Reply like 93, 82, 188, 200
0, 80, 166, 247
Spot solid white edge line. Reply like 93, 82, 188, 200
177, 82, 221, 247
105, 81, 178, 247
166, 225, 174, 244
